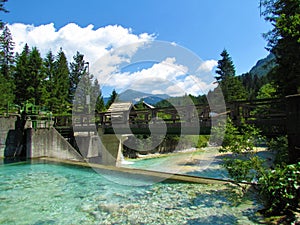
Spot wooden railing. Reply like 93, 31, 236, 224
51, 95, 299, 162
52, 97, 289, 136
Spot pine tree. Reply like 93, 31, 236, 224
0, 25, 14, 109
215, 49, 235, 82
0, 25, 14, 79
70, 52, 94, 113
14, 45, 45, 106
93, 79, 105, 113
52, 48, 70, 114
215, 49, 246, 102
69, 51, 87, 103
27, 47, 44, 105
0, 0, 8, 29
261, 0, 300, 95
42, 51, 55, 109
106, 89, 118, 109
14, 44, 30, 105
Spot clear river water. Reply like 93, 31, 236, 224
0, 160, 265, 224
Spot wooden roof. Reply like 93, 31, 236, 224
107, 102, 133, 112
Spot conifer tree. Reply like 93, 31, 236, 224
261, 0, 300, 95
215, 49, 247, 102
0, 0, 8, 29
14, 45, 45, 106
0, 25, 14, 109
0, 25, 14, 79
69, 51, 86, 103
14, 44, 30, 105
215, 49, 235, 82
93, 79, 105, 113
27, 47, 44, 105
70, 52, 94, 113
52, 49, 70, 114
42, 51, 55, 109
106, 89, 118, 109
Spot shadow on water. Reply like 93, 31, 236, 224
176, 155, 229, 179
33, 220, 56, 225
176, 184, 263, 224
187, 214, 238, 225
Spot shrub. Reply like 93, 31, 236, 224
218, 119, 300, 218
223, 156, 264, 183
267, 136, 289, 167
220, 118, 263, 154
258, 162, 300, 215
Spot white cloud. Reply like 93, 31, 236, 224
8, 22, 217, 96
99, 57, 217, 96
8, 23, 154, 64
197, 60, 218, 72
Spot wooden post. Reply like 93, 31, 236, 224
286, 94, 300, 163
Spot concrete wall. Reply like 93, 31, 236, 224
0, 116, 18, 157
75, 132, 124, 166
27, 128, 83, 161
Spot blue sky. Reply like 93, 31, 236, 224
2, 0, 272, 97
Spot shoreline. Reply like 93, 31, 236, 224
127, 147, 208, 161
122, 146, 272, 179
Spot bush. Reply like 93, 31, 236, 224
258, 162, 300, 215
218, 119, 300, 218
223, 156, 264, 183
219, 119, 265, 185
267, 136, 289, 167
220, 118, 263, 154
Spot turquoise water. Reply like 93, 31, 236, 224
0, 162, 264, 224
123, 149, 230, 180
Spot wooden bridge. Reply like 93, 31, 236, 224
55, 96, 288, 137
28, 94, 299, 164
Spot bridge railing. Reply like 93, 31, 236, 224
53, 97, 288, 136
227, 97, 287, 136
96, 104, 213, 127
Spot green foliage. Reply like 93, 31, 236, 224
69, 51, 87, 103
214, 49, 247, 102
267, 136, 289, 167
215, 49, 235, 81
256, 82, 278, 99
0, 26, 15, 78
0, 0, 8, 29
14, 45, 45, 106
41, 51, 55, 109
219, 119, 265, 185
197, 135, 209, 148
28, 47, 44, 105
258, 162, 300, 214
223, 76, 248, 102
105, 89, 118, 109
223, 156, 264, 183
220, 119, 262, 154
0, 25, 14, 109
51, 49, 70, 114
177, 135, 208, 149
14, 44, 30, 105
94, 79, 105, 113
261, 0, 300, 95
219, 119, 299, 216
0, 74, 14, 110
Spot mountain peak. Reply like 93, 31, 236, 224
118, 89, 170, 104
249, 53, 276, 77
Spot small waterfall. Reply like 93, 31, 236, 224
119, 150, 134, 165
